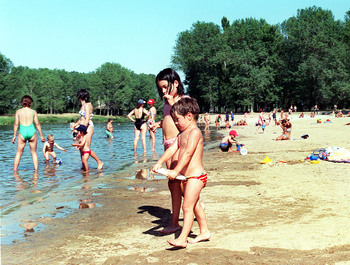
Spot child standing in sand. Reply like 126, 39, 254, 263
12, 95, 45, 173
43, 134, 66, 163
151, 97, 210, 248
72, 126, 90, 171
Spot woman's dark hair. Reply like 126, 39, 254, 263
155, 68, 185, 99
21, 95, 33, 107
77, 89, 90, 102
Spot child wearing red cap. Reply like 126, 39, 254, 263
220, 130, 240, 152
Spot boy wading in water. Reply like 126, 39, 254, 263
151, 97, 210, 248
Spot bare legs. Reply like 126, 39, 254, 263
167, 179, 210, 248
86, 126, 103, 170
13, 133, 39, 173
133, 124, 147, 155
149, 129, 156, 152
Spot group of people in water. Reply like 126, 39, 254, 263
12, 67, 347, 248
11, 68, 211, 248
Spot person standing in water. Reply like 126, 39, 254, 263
106, 118, 114, 139
12, 95, 45, 173
127, 99, 150, 155
147, 99, 157, 152
77, 89, 104, 170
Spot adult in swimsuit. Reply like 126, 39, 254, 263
77, 89, 104, 170
12, 95, 45, 173
149, 68, 188, 234
127, 99, 149, 155
276, 119, 292, 140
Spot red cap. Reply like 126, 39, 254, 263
229, 130, 238, 136
147, 99, 155, 104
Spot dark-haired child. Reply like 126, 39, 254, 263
151, 97, 210, 248
72, 126, 90, 171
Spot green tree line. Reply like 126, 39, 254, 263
1, 6, 350, 114
172, 6, 350, 112
0, 58, 159, 115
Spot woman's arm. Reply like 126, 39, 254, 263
12, 110, 19, 144
127, 109, 136, 122
33, 110, 45, 142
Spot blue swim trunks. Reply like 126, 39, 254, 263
220, 143, 229, 152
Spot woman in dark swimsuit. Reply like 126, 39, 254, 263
127, 99, 149, 155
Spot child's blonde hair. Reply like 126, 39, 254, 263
47, 134, 54, 141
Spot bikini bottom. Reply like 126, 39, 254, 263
163, 137, 176, 150
183, 172, 207, 187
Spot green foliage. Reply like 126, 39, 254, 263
0, 60, 156, 115
172, 6, 350, 111
1, 6, 349, 113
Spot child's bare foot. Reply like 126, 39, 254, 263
98, 162, 104, 170
189, 232, 211, 244
167, 239, 187, 248
159, 225, 182, 234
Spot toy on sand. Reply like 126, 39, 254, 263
260, 156, 272, 164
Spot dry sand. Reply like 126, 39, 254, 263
2, 113, 350, 264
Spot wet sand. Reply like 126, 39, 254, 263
2, 113, 350, 264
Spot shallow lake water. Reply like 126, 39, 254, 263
0, 121, 221, 244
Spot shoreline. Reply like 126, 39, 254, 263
2, 115, 350, 264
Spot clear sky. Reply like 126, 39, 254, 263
1, 0, 349, 75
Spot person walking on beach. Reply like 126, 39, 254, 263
204, 113, 210, 131
215, 114, 222, 130
77, 89, 104, 170
255, 110, 265, 134
149, 68, 189, 234
151, 97, 210, 248
12, 95, 45, 173
43, 134, 66, 163
147, 99, 157, 152
127, 99, 149, 155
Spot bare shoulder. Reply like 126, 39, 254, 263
188, 126, 202, 138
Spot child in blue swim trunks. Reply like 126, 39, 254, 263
220, 130, 240, 152
12, 95, 45, 173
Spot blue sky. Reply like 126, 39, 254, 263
1, 0, 349, 75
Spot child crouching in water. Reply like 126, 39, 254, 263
43, 134, 67, 163
151, 97, 210, 248
72, 126, 90, 171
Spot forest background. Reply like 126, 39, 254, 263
1, 6, 350, 116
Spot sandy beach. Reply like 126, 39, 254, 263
2, 113, 350, 264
